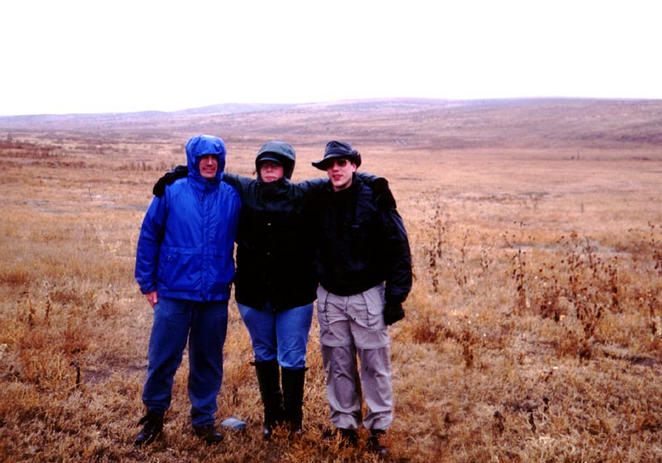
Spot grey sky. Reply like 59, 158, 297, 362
1, 0, 660, 115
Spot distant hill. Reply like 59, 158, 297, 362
1, 98, 661, 152
172, 103, 295, 116
0, 102, 295, 128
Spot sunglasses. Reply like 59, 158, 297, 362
326, 158, 350, 168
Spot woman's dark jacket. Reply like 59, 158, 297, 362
224, 174, 325, 312
314, 175, 412, 305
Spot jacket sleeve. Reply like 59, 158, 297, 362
295, 178, 328, 200
134, 195, 167, 294
356, 172, 380, 183
221, 172, 252, 196
379, 205, 412, 304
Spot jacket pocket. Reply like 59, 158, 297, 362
158, 249, 199, 291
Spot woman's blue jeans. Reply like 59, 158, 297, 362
237, 302, 314, 369
142, 297, 228, 427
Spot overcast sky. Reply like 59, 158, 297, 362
1, 0, 660, 116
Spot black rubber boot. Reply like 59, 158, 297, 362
281, 367, 306, 436
254, 360, 284, 439
134, 410, 164, 446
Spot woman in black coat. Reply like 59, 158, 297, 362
223, 141, 319, 438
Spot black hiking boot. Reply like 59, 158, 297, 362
322, 427, 358, 448
367, 429, 389, 456
193, 424, 223, 444
339, 428, 359, 447
134, 411, 164, 446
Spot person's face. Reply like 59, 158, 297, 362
259, 160, 284, 182
326, 157, 357, 191
199, 155, 219, 179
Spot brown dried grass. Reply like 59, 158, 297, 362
1, 101, 661, 462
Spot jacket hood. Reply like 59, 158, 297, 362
255, 141, 295, 180
186, 135, 226, 182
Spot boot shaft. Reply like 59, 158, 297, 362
253, 360, 282, 401
253, 360, 284, 434
281, 367, 306, 432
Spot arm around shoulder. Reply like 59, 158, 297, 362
221, 172, 253, 192
358, 173, 397, 210
153, 165, 187, 197
296, 177, 328, 194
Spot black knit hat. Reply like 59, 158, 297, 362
312, 140, 361, 170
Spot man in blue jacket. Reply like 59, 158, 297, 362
134, 135, 241, 445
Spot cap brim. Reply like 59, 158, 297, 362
311, 159, 331, 170
258, 155, 283, 164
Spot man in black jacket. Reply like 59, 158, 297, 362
312, 141, 412, 455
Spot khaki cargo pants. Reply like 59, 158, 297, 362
316, 284, 393, 431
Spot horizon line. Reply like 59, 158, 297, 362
1, 95, 660, 118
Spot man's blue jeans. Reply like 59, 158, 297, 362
142, 297, 228, 427
237, 302, 313, 369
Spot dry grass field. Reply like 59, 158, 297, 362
0, 98, 661, 462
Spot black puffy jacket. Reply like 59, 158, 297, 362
224, 173, 326, 312
314, 175, 412, 304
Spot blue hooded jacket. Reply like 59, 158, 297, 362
135, 135, 241, 301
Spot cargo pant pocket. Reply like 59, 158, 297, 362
360, 283, 386, 329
